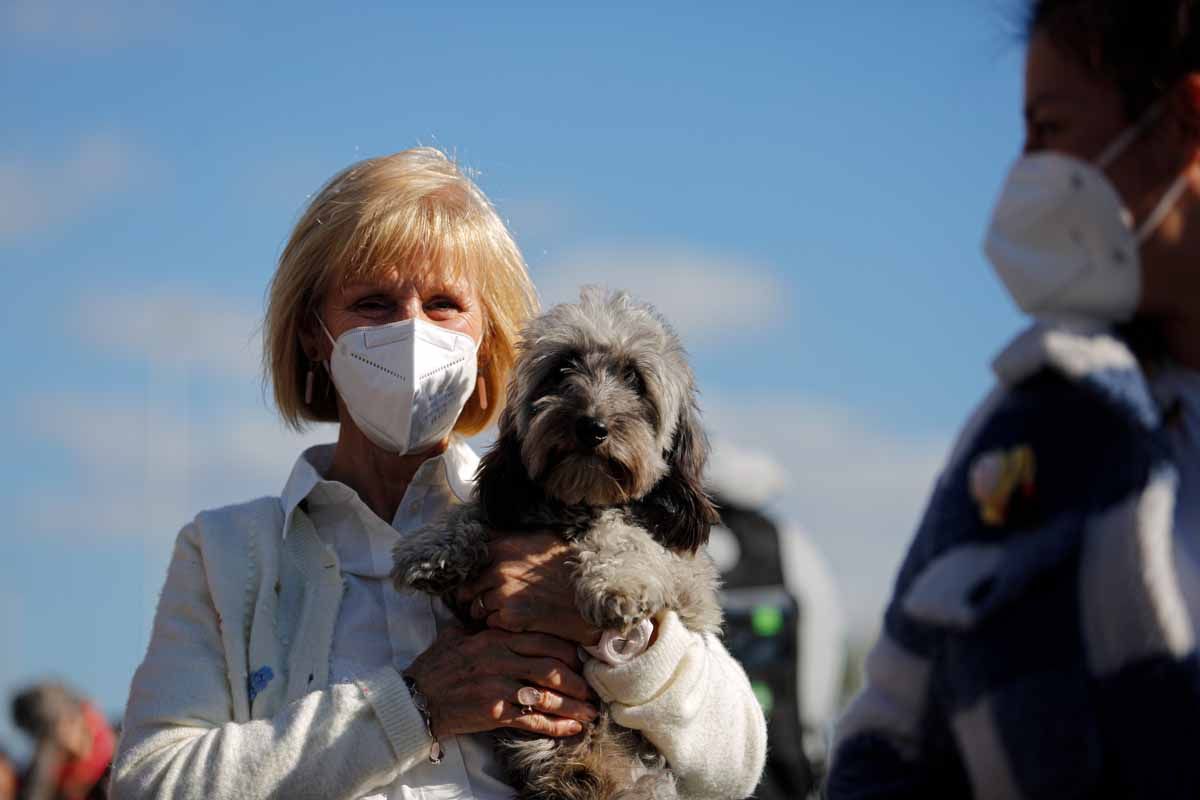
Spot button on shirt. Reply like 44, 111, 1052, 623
1153, 365, 1200, 633
280, 440, 514, 800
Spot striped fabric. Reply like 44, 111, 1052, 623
828, 322, 1200, 799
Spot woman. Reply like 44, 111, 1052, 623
111, 148, 766, 799
828, 2, 1200, 798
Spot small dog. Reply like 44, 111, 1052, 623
392, 289, 723, 800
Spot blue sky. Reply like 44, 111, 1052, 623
1, 0, 1031, 749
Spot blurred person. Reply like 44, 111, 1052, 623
112, 148, 766, 800
0, 745, 18, 800
705, 449, 846, 799
828, 1, 1200, 797
11, 683, 113, 800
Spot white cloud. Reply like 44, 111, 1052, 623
707, 439, 789, 508
0, 132, 137, 240
75, 290, 264, 379
531, 246, 786, 346
2, 0, 176, 48
703, 394, 952, 637
26, 396, 337, 539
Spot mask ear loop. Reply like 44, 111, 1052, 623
1136, 163, 1196, 243
316, 314, 337, 347
1096, 99, 1166, 170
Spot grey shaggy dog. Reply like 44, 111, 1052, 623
392, 289, 723, 800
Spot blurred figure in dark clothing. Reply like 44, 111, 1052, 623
11, 683, 113, 800
707, 473, 846, 800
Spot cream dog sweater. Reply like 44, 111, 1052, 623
112, 497, 766, 799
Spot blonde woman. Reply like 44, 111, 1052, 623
112, 148, 766, 800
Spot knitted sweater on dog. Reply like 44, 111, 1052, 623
111, 480, 766, 799
827, 321, 1200, 799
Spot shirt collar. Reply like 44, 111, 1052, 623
280, 438, 480, 539
992, 319, 1161, 430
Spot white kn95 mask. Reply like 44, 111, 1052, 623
984, 101, 1195, 322
319, 316, 478, 455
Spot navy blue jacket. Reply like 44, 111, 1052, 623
828, 322, 1200, 799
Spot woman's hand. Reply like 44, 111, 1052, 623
456, 532, 601, 646
403, 625, 598, 738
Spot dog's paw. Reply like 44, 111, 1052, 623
390, 553, 463, 596
391, 514, 491, 596
579, 584, 664, 633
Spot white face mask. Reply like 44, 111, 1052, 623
984, 102, 1194, 322
320, 316, 479, 455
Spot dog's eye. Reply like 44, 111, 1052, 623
621, 363, 646, 394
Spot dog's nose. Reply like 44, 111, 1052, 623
575, 417, 608, 449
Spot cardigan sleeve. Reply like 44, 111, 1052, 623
111, 522, 432, 800
584, 611, 767, 800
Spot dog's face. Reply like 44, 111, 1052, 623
477, 289, 719, 552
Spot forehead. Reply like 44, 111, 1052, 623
328, 259, 480, 297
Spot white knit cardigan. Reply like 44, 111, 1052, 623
112, 497, 767, 799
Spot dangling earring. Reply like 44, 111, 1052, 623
304, 365, 316, 406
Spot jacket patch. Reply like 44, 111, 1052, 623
969, 445, 1036, 527
248, 666, 275, 702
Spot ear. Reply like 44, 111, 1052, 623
298, 308, 329, 363
475, 408, 544, 528
631, 400, 720, 553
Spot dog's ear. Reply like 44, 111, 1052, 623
632, 400, 720, 553
475, 409, 543, 529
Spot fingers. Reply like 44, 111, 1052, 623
498, 702, 587, 738
503, 632, 583, 670
508, 656, 591, 701
516, 685, 599, 724
466, 591, 489, 621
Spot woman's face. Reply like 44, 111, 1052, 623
309, 266, 485, 358
1023, 31, 1200, 317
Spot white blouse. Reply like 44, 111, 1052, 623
281, 440, 513, 800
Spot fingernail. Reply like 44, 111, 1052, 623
584, 705, 598, 719
567, 721, 582, 734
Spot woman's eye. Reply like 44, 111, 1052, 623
1028, 118, 1064, 144
353, 298, 389, 311
426, 297, 462, 312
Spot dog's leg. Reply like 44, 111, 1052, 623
612, 771, 678, 800
391, 504, 490, 596
572, 510, 674, 634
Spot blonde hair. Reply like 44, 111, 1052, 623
264, 147, 539, 435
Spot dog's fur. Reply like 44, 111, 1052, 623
392, 289, 723, 800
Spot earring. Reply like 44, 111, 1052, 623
304, 367, 316, 406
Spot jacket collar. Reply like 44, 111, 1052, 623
992, 319, 1161, 430
279, 438, 480, 539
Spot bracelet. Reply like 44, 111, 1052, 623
402, 675, 443, 764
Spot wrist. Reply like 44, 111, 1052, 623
402, 673, 443, 764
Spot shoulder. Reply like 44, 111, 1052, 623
884, 330, 1172, 648
945, 321, 1167, 526
187, 496, 285, 557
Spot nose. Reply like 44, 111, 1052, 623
575, 417, 608, 449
